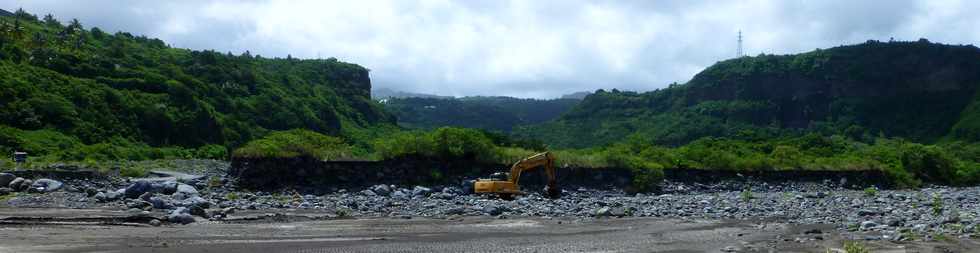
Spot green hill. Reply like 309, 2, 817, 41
519, 39, 980, 148
382, 96, 579, 132
0, 9, 394, 160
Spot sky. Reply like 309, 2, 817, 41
3, 0, 979, 98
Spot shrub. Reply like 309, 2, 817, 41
195, 144, 228, 160
119, 166, 147, 178
863, 186, 878, 197
232, 129, 360, 160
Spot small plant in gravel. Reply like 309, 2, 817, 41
225, 192, 240, 201
841, 241, 870, 253
740, 188, 753, 202
932, 193, 943, 215
863, 187, 878, 197
335, 208, 352, 218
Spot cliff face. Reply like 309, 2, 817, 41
520, 40, 980, 148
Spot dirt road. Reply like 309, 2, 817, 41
0, 208, 976, 253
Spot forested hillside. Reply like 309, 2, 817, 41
0, 9, 394, 160
519, 40, 980, 148
382, 96, 579, 132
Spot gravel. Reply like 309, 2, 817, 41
1, 160, 978, 240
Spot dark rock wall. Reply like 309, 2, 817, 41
230, 156, 891, 192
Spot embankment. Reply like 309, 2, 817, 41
229, 156, 893, 191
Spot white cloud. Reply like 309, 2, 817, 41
3, 0, 979, 98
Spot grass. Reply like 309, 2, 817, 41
932, 193, 944, 215
863, 187, 878, 197
740, 188, 754, 202
233, 129, 365, 160
841, 241, 871, 253
225, 192, 240, 201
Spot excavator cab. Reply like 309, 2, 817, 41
473, 151, 560, 200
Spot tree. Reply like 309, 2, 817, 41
42, 14, 61, 28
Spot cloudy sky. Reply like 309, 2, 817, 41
3, 0, 979, 98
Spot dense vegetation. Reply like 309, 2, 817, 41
2, 9, 977, 189
519, 40, 980, 148
0, 9, 393, 162
381, 96, 579, 132
512, 39, 980, 187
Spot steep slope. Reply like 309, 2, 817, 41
520, 40, 980, 148
0, 10, 394, 158
383, 96, 579, 132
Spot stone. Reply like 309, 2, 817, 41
167, 210, 195, 225
189, 205, 209, 218
175, 183, 199, 196
148, 219, 162, 226
182, 196, 211, 209
595, 207, 612, 217
0, 173, 15, 187
8, 177, 25, 191
124, 181, 158, 199
445, 207, 466, 215
148, 196, 173, 210
361, 189, 377, 196
858, 209, 878, 216
412, 186, 432, 197
160, 181, 178, 195
391, 191, 409, 199
483, 205, 504, 216
860, 221, 878, 230
0, 187, 10, 195
370, 184, 391, 196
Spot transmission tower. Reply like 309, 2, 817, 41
736, 30, 744, 58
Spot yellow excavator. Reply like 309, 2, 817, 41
473, 151, 560, 200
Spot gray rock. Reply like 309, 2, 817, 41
0, 173, 15, 187
370, 184, 391, 196
148, 196, 173, 210
391, 191, 409, 199
412, 186, 432, 196
857, 209, 878, 216
0, 187, 10, 195
8, 177, 25, 191
175, 183, 199, 196
182, 196, 211, 209
483, 205, 505, 216
860, 220, 878, 230
167, 208, 195, 225
361, 189, 377, 196
160, 181, 178, 195
189, 205, 209, 218
148, 219, 162, 226
124, 181, 158, 199
445, 207, 466, 215
595, 207, 612, 217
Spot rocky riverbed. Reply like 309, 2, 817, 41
1, 161, 978, 244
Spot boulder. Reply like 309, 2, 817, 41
148, 196, 174, 210
167, 207, 195, 225
8, 177, 25, 191
0, 187, 10, 195
182, 196, 211, 209
160, 181, 178, 195
124, 181, 158, 199
175, 183, 199, 196
0, 173, 15, 187
95, 190, 123, 202
28, 179, 64, 193
412, 186, 432, 197
370, 184, 391, 196
482, 205, 504, 216
595, 207, 612, 217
